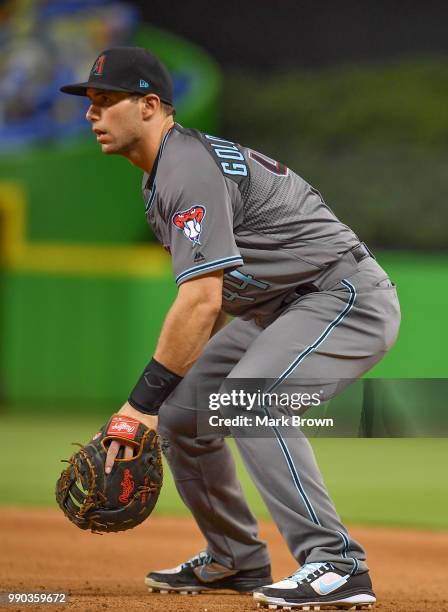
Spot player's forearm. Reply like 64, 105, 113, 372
128, 272, 223, 415
154, 293, 221, 375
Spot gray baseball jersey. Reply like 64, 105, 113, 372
143, 124, 359, 320
141, 123, 401, 579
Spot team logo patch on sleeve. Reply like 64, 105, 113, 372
172, 205, 206, 246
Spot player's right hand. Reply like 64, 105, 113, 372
104, 402, 158, 474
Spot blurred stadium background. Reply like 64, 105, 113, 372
0, 0, 447, 529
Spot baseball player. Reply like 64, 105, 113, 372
60, 47, 400, 610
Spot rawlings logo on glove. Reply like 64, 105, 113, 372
107, 415, 139, 438
119, 469, 135, 504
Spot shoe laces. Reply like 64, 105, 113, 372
289, 562, 333, 584
182, 551, 213, 569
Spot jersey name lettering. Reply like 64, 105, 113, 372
205, 134, 248, 176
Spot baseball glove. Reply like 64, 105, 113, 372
55, 414, 162, 533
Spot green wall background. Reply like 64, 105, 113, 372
1, 251, 447, 409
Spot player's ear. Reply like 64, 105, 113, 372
140, 94, 160, 120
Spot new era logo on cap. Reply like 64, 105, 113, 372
139, 79, 150, 88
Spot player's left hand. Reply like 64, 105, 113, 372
56, 410, 162, 532
105, 402, 158, 474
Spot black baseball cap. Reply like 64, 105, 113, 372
60, 46, 173, 105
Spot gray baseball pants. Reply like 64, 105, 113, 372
158, 256, 400, 575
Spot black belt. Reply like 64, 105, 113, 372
349, 242, 375, 263
282, 242, 375, 306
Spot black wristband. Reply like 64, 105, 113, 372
128, 358, 183, 415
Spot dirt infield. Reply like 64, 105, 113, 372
1, 508, 447, 612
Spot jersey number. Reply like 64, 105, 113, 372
223, 270, 270, 302
249, 150, 288, 176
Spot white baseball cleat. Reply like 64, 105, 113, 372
253, 562, 376, 610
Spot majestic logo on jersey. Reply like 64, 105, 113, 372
194, 250, 206, 263
172, 205, 206, 246
91, 54, 106, 76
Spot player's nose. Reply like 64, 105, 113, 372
86, 103, 100, 122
